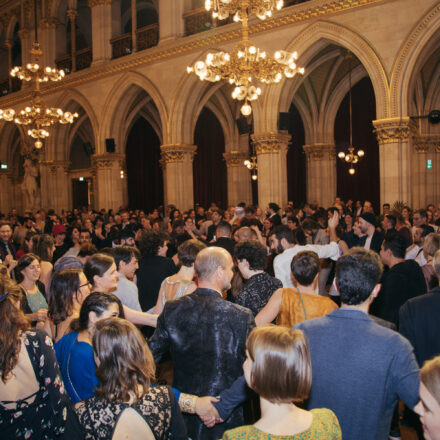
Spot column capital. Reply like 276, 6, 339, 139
92, 153, 125, 169
160, 144, 197, 163
39, 160, 71, 174
251, 132, 291, 155
412, 134, 440, 154
372, 117, 416, 144
223, 151, 248, 167
303, 143, 335, 161
40, 17, 59, 29
66, 9, 78, 20
88, 0, 112, 7
18, 29, 29, 39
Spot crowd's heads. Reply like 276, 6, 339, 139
33, 234, 55, 262
83, 253, 116, 289
194, 246, 232, 288
234, 240, 268, 272
381, 233, 407, 261
15, 253, 41, 283
177, 239, 206, 267
269, 226, 293, 254
137, 230, 169, 257
291, 251, 320, 287
359, 212, 376, 229
93, 317, 155, 404
268, 203, 280, 213
0, 221, 12, 243
244, 325, 311, 404
423, 233, 440, 259
335, 247, 383, 305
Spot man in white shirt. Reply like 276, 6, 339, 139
270, 213, 340, 288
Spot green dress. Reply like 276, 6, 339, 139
222, 408, 341, 440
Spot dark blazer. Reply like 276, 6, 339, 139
295, 309, 419, 440
149, 288, 255, 440
209, 237, 236, 256
358, 230, 384, 253
399, 286, 440, 367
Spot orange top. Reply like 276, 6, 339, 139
276, 288, 338, 327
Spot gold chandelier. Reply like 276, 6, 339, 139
337, 53, 365, 175
187, 0, 304, 116
0, 0, 78, 149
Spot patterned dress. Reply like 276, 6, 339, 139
222, 408, 341, 440
0, 330, 69, 439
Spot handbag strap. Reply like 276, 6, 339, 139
296, 287, 308, 321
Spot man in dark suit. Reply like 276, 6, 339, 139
208, 222, 235, 256
295, 248, 419, 440
358, 211, 384, 253
267, 202, 281, 226
149, 247, 255, 439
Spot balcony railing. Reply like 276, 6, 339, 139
111, 23, 159, 59
55, 47, 92, 74
183, 7, 233, 36
0, 77, 21, 96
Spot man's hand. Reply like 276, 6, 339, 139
195, 396, 223, 427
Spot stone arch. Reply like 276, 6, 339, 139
101, 71, 168, 154
6, 14, 19, 40
390, 3, 440, 116
262, 20, 389, 132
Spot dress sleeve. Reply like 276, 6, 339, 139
167, 387, 188, 439
327, 409, 342, 440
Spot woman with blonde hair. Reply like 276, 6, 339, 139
223, 325, 341, 439
415, 356, 440, 440
75, 317, 187, 439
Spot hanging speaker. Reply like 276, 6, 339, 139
279, 112, 291, 131
83, 142, 94, 155
105, 138, 115, 153
236, 117, 249, 135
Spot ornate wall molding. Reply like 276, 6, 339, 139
412, 134, 440, 153
372, 117, 416, 144
160, 144, 197, 164
92, 153, 125, 169
87, 0, 112, 8
40, 160, 71, 174
251, 132, 291, 155
303, 143, 335, 161
223, 151, 248, 167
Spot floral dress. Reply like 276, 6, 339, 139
0, 330, 69, 439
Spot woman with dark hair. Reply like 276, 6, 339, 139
84, 253, 158, 327
0, 276, 73, 438
33, 233, 55, 291
222, 325, 341, 439
44, 268, 92, 342
16, 253, 48, 327
55, 292, 124, 403
153, 239, 206, 314
75, 317, 187, 439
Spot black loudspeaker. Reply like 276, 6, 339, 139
236, 117, 249, 135
279, 112, 291, 131
105, 138, 115, 153
83, 142, 94, 155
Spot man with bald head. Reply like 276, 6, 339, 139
150, 247, 255, 439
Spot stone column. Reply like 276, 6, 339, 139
251, 132, 291, 210
223, 151, 252, 206
160, 144, 196, 211
5, 40, 12, 91
0, 170, 12, 213
18, 29, 31, 65
302, 143, 336, 207
67, 10, 78, 71
159, 0, 185, 43
131, 0, 137, 52
373, 117, 415, 206
39, 161, 70, 211
411, 134, 440, 208
40, 18, 58, 67
92, 154, 126, 210
88, 0, 112, 65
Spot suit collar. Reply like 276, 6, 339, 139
330, 308, 372, 321
195, 287, 223, 298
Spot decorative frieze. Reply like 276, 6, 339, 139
92, 153, 125, 169
303, 143, 335, 161
412, 134, 440, 153
160, 144, 197, 164
87, 0, 112, 8
223, 151, 248, 167
251, 132, 291, 155
372, 117, 416, 144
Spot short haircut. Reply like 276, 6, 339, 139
137, 230, 169, 257
382, 232, 407, 259
292, 228, 307, 246
415, 209, 428, 220
83, 253, 115, 285
234, 240, 267, 271
246, 325, 311, 403
335, 247, 383, 305
423, 233, 440, 258
216, 221, 232, 236
434, 249, 440, 277
419, 224, 435, 237
178, 239, 206, 267
291, 251, 319, 286
384, 214, 396, 228
194, 247, 230, 281
270, 225, 294, 244
78, 243, 97, 258
80, 228, 91, 236
287, 216, 299, 227
112, 245, 141, 269
421, 356, 440, 406
301, 218, 319, 233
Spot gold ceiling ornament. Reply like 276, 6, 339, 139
337, 52, 365, 175
0, 0, 78, 149
188, 0, 304, 116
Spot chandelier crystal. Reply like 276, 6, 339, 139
0, 1, 78, 149
188, 0, 304, 116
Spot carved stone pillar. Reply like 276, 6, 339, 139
5, 40, 12, 91
131, 0, 137, 52
67, 10, 78, 71
0, 170, 12, 213
39, 160, 70, 211
223, 151, 252, 206
373, 117, 415, 206
18, 29, 31, 65
159, 0, 185, 43
92, 154, 126, 210
302, 143, 336, 207
40, 18, 58, 66
251, 132, 291, 210
411, 134, 440, 208
88, 0, 112, 65
160, 144, 196, 211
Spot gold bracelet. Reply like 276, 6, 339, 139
179, 393, 198, 414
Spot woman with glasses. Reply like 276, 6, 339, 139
43, 268, 92, 342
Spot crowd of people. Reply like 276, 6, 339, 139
0, 198, 439, 439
